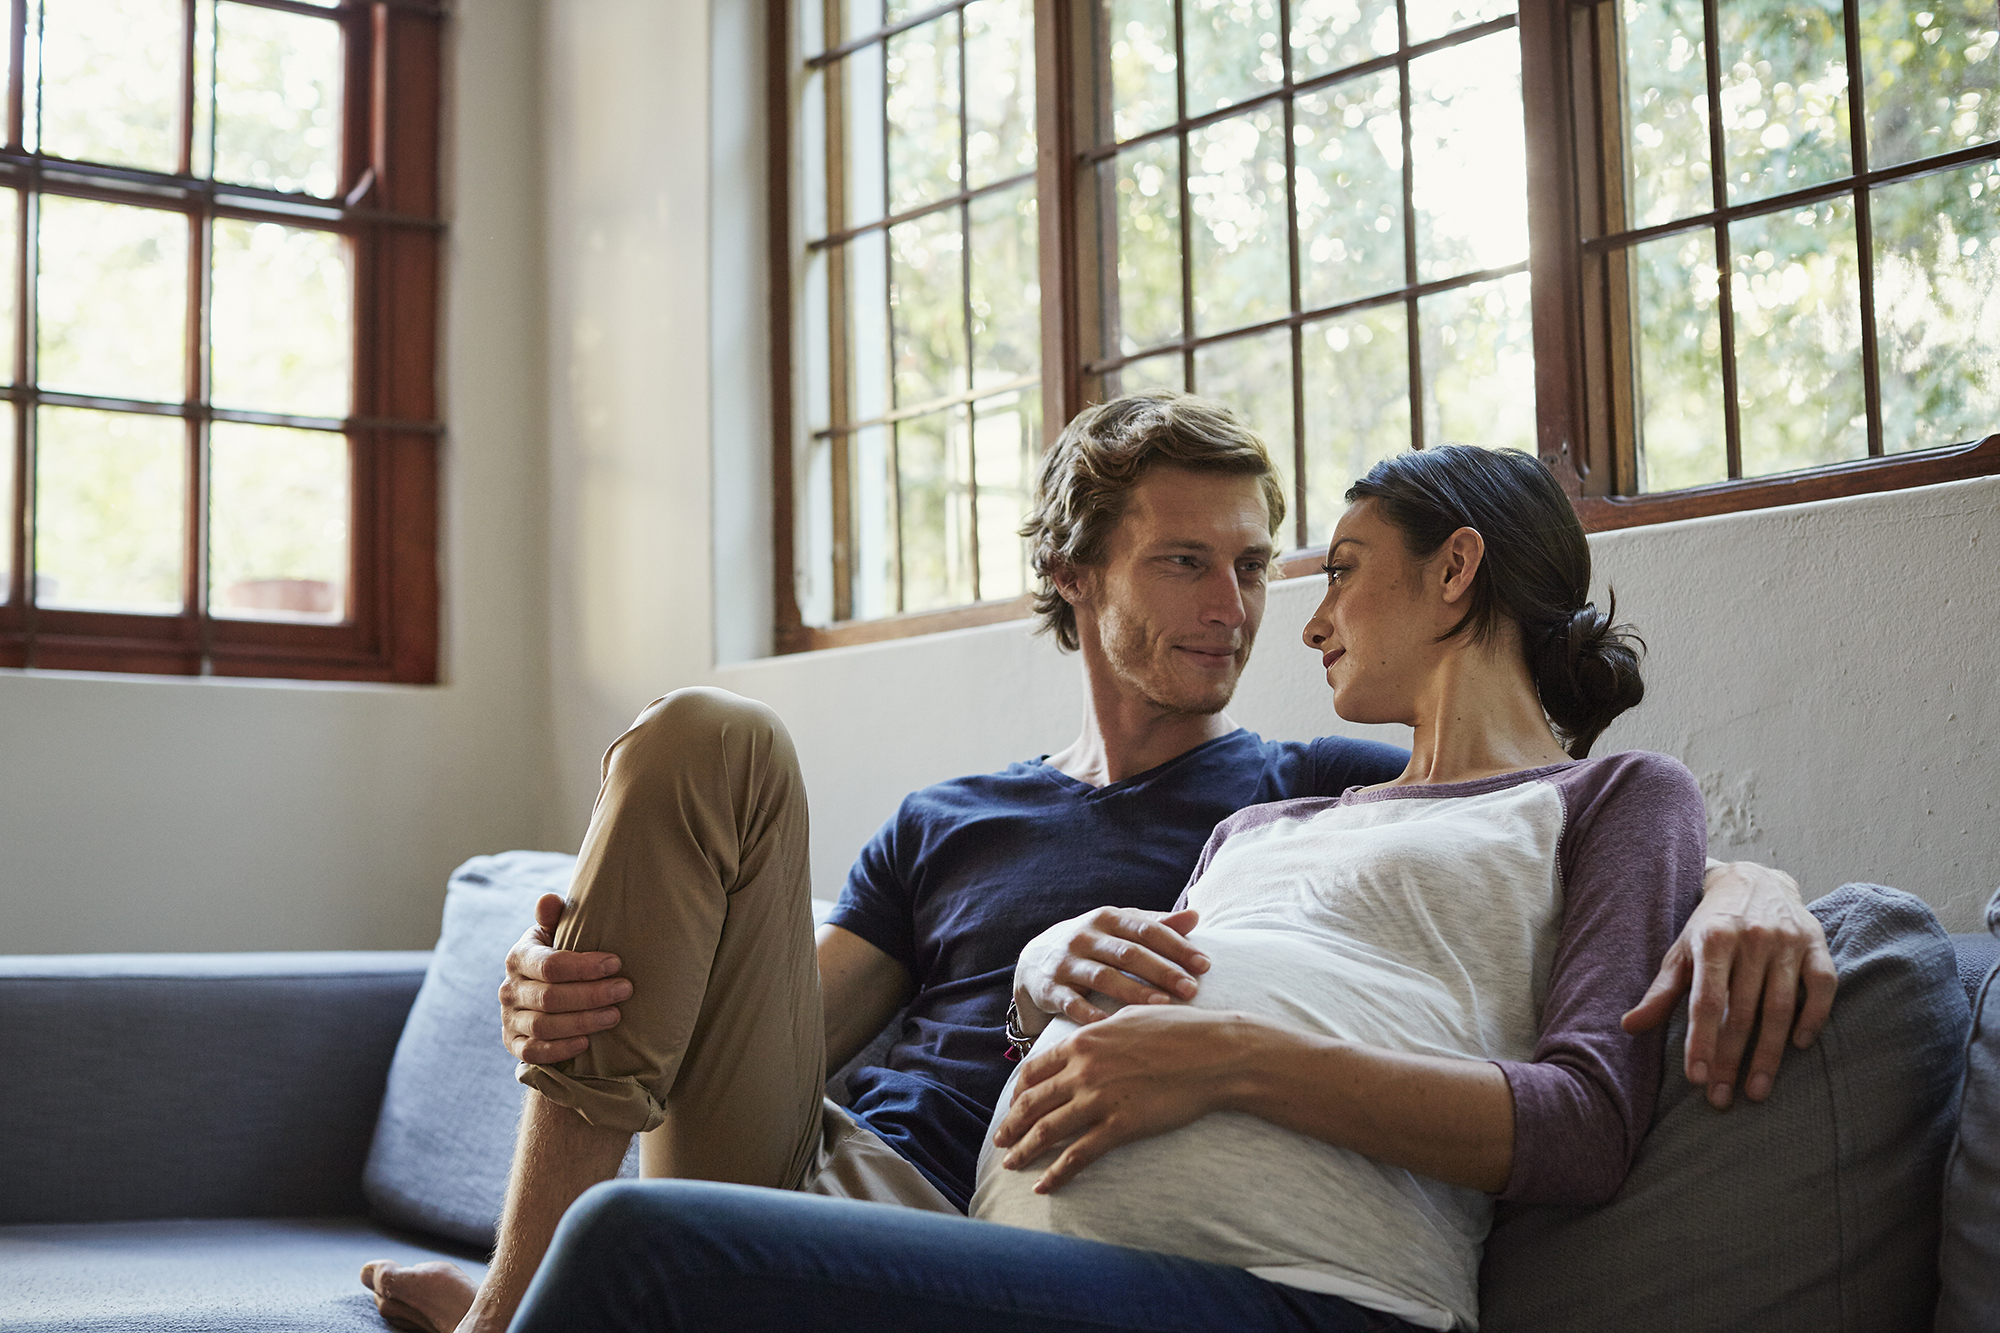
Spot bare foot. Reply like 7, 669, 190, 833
359, 1259, 479, 1333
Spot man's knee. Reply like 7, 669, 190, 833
612, 688, 794, 782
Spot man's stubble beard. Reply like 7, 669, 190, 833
1098, 605, 1252, 719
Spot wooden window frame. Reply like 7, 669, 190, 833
1526, 0, 2000, 534
770, 0, 2000, 652
0, 0, 443, 683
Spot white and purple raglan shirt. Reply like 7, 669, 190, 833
972, 751, 1706, 1331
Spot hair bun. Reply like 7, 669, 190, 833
1531, 596, 1646, 758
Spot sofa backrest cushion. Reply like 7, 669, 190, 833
1935, 884, 2000, 1333
1480, 883, 1969, 1332
0, 951, 428, 1225
363, 852, 638, 1250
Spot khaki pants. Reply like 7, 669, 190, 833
516, 687, 955, 1213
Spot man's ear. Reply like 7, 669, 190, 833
1437, 527, 1485, 605
1051, 561, 1094, 608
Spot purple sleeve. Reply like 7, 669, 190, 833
1495, 752, 1705, 1206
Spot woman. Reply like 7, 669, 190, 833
973, 444, 1702, 1329
507, 444, 1703, 1333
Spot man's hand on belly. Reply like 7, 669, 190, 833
990, 1005, 1257, 1194
1013, 906, 1210, 1035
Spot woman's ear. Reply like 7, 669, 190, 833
1437, 527, 1485, 605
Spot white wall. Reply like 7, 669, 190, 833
0, 0, 559, 954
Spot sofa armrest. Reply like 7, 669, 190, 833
0, 951, 429, 1225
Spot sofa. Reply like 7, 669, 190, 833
4, 851, 1998, 1332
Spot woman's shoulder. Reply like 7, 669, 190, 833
1549, 750, 1706, 830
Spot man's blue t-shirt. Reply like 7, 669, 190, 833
825, 727, 1408, 1210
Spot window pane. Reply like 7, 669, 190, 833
1105, 139, 1183, 354
1406, 0, 1513, 47
213, 2, 343, 197
969, 183, 1039, 389
1418, 270, 1534, 451
1863, 0, 2000, 170
965, 0, 1036, 190
847, 229, 893, 423
1303, 304, 1409, 548
38, 196, 188, 404
839, 43, 888, 231
1290, 0, 1398, 83
0, 411, 13, 603
803, 247, 833, 433
886, 14, 961, 216
35, 407, 184, 613
192, 0, 215, 178
850, 423, 896, 620
1410, 32, 1526, 282
1719, 0, 1850, 206
1872, 159, 2000, 454
1632, 230, 1727, 491
1103, 0, 1177, 142
1113, 351, 1186, 394
972, 385, 1040, 601
35, 0, 182, 171
1184, 0, 1283, 116
798, 431, 836, 625
211, 219, 351, 417
0, 190, 16, 383
890, 206, 966, 407
897, 406, 974, 611
1194, 325, 1296, 536
1730, 197, 1866, 477
1189, 105, 1288, 335
1296, 71, 1404, 311
1622, 0, 1713, 228
208, 423, 347, 621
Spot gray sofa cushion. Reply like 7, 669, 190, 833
1480, 883, 1969, 1331
363, 852, 638, 1249
0, 952, 428, 1226
1936, 885, 2000, 1333
0, 1217, 486, 1333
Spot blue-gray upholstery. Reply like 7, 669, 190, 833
364, 852, 639, 1249
1482, 884, 1971, 1332
0, 1218, 486, 1333
1936, 888, 2000, 1333
0, 952, 430, 1224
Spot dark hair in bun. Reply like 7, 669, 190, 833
1345, 446, 1644, 758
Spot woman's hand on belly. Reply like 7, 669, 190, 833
990, 1004, 1265, 1194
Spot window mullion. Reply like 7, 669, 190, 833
1840, 0, 1883, 459
1697, 0, 1742, 481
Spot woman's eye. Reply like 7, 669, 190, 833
1321, 562, 1350, 584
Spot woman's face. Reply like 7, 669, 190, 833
1300, 499, 1452, 725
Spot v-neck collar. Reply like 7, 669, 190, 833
1031, 728, 1249, 800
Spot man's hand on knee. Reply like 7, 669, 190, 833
500, 893, 632, 1065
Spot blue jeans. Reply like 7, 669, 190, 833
511, 1180, 1424, 1333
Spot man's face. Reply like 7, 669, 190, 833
1068, 465, 1275, 717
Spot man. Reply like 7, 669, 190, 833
364, 393, 1834, 1333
